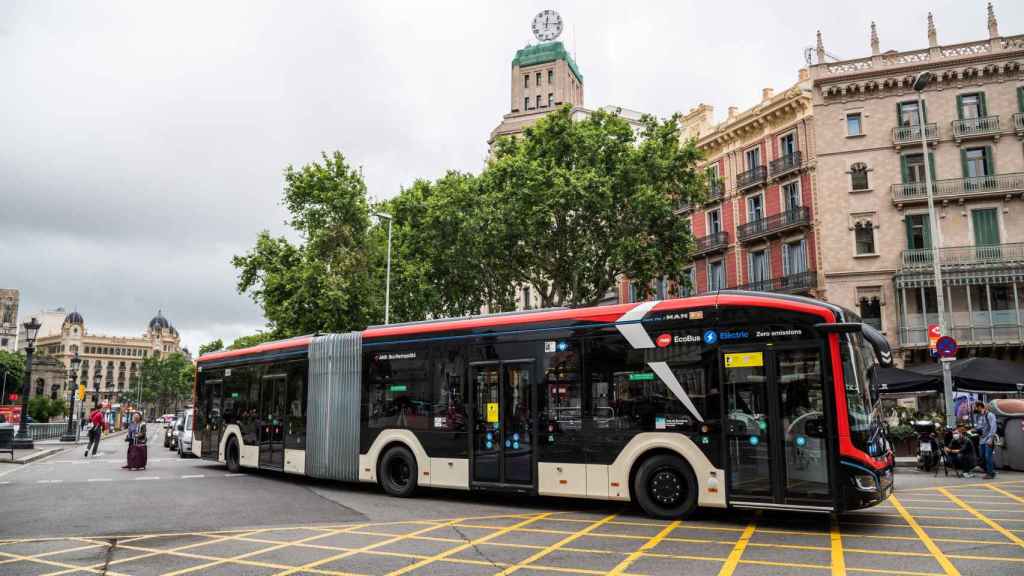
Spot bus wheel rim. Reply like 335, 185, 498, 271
390, 460, 410, 487
649, 468, 683, 507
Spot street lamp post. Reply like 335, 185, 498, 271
913, 72, 955, 428
60, 352, 81, 442
12, 317, 41, 449
374, 212, 394, 325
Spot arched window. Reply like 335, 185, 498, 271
850, 162, 870, 191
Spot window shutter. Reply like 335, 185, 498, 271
960, 148, 969, 178
956, 94, 964, 120
979, 92, 988, 117
972, 209, 1000, 246
923, 216, 932, 249
1018, 87, 1024, 113
928, 152, 936, 179
900, 154, 909, 183
897, 102, 904, 125
984, 145, 995, 176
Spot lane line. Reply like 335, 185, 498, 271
986, 484, 1024, 505
607, 519, 680, 575
181, 475, 204, 479
939, 487, 1024, 549
717, 513, 758, 576
493, 513, 620, 576
86, 478, 112, 482
224, 473, 246, 477
135, 476, 160, 481
899, 478, 1024, 493
889, 495, 959, 576
381, 513, 553, 576
830, 515, 846, 576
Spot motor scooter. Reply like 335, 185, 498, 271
912, 420, 941, 472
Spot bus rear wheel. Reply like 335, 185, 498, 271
226, 437, 241, 473
633, 454, 697, 519
379, 446, 417, 498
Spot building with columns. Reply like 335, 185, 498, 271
0, 289, 18, 352
31, 310, 183, 410
810, 4, 1024, 366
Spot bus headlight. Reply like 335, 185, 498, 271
853, 474, 878, 492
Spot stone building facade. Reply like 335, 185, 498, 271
31, 310, 182, 411
0, 289, 18, 352
811, 5, 1024, 366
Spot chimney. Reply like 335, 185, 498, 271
798, 68, 810, 81
762, 87, 774, 101
728, 106, 738, 120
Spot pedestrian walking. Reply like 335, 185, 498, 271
84, 407, 106, 458
123, 412, 147, 471
975, 401, 998, 479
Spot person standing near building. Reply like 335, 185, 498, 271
975, 401, 998, 479
84, 407, 105, 457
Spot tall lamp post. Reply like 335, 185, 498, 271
913, 72, 955, 427
374, 211, 394, 325
60, 352, 81, 442
12, 317, 41, 449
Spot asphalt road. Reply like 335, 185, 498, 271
2, 427, 1023, 575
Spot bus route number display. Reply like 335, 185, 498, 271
724, 352, 763, 369
487, 402, 499, 423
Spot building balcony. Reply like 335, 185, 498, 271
891, 172, 1024, 206
899, 243, 1024, 273
1013, 113, 1024, 138
951, 115, 1000, 144
768, 151, 802, 180
735, 269, 817, 295
706, 179, 724, 203
736, 165, 767, 192
892, 123, 938, 149
736, 206, 812, 243
692, 231, 729, 257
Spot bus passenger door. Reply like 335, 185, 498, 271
259, 374, 286, 470
722, 345, 832, 508
470, 360, 535, 487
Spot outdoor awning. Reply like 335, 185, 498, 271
909, 357, 1024, 394
875, 366, 941, 396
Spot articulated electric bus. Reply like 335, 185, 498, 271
193, 291, 893, 518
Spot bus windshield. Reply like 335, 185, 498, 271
841, 332, 886, 458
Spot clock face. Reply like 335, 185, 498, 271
531, 10, 563, 42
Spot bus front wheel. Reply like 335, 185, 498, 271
379, 445, 417, 498
226, 437, 241, 473
633, 454, 697, 519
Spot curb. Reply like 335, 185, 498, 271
4, 447, 67, 465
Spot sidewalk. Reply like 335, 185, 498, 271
1, 430, 128, 465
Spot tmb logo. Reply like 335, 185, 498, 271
655, 333, 673, 348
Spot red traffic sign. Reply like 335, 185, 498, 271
7, 393, 18, 402
936, 335, 958, 358
928, 324, 941, 350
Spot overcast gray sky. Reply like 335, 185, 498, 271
2, 0, 1019, 353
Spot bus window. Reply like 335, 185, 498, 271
540, 345, 581, 461
223, 366, 258, 445
285, 360, 306, 449
367, 347, 431, 430
841, 334, 886, 458
432, 346, 467, 432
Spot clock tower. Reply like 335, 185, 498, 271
488, 11, 584, 149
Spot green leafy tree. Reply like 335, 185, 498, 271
484, 105, 702, 306
140, 353, 195, 413
198, 339, 223, 356
27, 396, 67, 422
227, 332, 275, 350
233, 151, 382, 336
0, 350, 26, 399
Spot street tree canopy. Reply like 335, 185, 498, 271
197, 339, 223, 356
234, 108, 703, 336
139, 353, 194, 413
0, 350, 26, 394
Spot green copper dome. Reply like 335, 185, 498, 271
512, 41, 583, 83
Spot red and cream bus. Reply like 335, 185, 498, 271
193, 291, 893, 518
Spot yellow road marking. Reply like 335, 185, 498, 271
986, 483, 1024, 505
0, 549, 128, 576
492, 514, 619, 576
898, 478, 1024, 493
889, 495, 960, 576
939, 487, 1024, 549
830, 515, 846, 576
607, 519, 680, 575
717, 513, 757, 576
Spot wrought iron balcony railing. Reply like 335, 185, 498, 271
899, 242, 1024, 271
1013, 113, 1024, 137
952, 115, 1000, 143
892, 123, 938, 148
736, 165, 767, 191
891, 172, 1024, 204
769, 151, 802, 178
736, 206, 812, 242
693, 231, 729, 256
735, 270, 817, 294
707, 179, 724, 202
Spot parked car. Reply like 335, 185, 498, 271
159, 414, 175, 425
177, 409, 194, 458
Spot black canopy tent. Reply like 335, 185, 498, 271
876, 357, 1024, 396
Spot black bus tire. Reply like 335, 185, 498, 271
379, 445, 418, 498
633, 453, 698, 519
226, 436, 241, 473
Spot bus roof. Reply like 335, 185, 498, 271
197, 291, 841, 365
